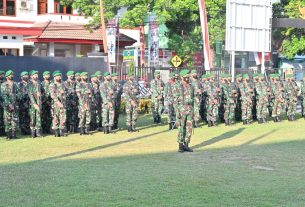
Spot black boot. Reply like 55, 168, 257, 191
108, 126, 112, 134
104, 126, 109, 134
257, 118, 262, 124
6, 130, 12, 140
178, 143, 184, 153
56, 129, 61, 137
291, 115, 295, 121
243, 120, 247, 125
132, 125, 137, 132
31, 129, 36, 138
169, 123, 172, 130
80, 127, 84, 135
184, 143, 193, 152
273, 117, 277, 122
69, 125, 75, 133
277, 116, 281, 122
208, 121, 212, 127
85, 127, 90, 135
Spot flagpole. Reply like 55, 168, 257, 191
100, 0, 110, 71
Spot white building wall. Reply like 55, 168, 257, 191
0, 35, 24, 56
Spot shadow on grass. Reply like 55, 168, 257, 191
241, 129, 278, 146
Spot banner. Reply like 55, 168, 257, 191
198, 0, 211, 70
139, 25, 146, 66
149, 18, 159, 65
106, 18, 118, 64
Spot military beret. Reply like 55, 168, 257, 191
154, 71, 160, 75
95, 71, 102, 75
30, 70, 38, 76
191, 70, 197, 75
21, 71, 29, 77
81, 72, 88, 77
180, 69, 189, 77
275, 74, 280, 78
0, 71, 5, 75
253, 73, 259, 78
53, 71, 62, 77
258, 74, 265, 78
111, 72, 118, 77
169, 72, 175, 78
91, 74, 97, 78
201, 74, 208, 79
235, 74, 242, 79
103, 71, 110, 77
43, 71, 50, 76
286, 74, 294, 78
243, 74, 249, 79
128, 72, 134, 77
75, 72, 80, 76
220, 74, 226, 78
52, 70, 60, 76
66, 71, 75, 76
5, 70, 14, 77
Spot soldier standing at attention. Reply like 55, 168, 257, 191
164, 72, 176, 130
240, 74, 254, 125
190, 70, 202, 128
177, 69, 194, 153
95, 71, 103, 84
112, 72, 122, 130
255, 74, 269, 124
76, 72, 92, 135
150, 71, 164, 124
1, 70, 20, 140
234, 74, 243, 122
0, 70, 6, 135
65, 71, 78, 133
300, 74, 305, 118
100, 72, 115, 134
205, 74, 220, 127
75, 72, 81, 129
271, 74, 285, 122
285, 74, 299, 121
223, 74, 237, 125
50, 71, 67, 137
41, 71, 52, 134
90, 73, 102, 131
123, 73, 139, 132
200, 74, 208, 123
18, 71, 30, 135
28, 70, 43, 138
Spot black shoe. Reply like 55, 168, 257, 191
36, 129, 42, 137
169, 123, 172, 130
257, 118, 262, 124
31, 130, 36, 138
127, 125, 131, 132
291, 115, 295, 121
80, 127, 84, 135
277, 116, 281, 122
85, 127, 90, 135
212, 121, 217, 127
6, 130, 12, 140
108, 126, 112, 134
12, 130, 17, 138
178, 143, 184, 153
273, 117, 277, 123
104, 127, 109, 134
132, 125, 137, 132
184, 143, 193, 152
55, 129, 60, 137
243, 120, 247, 125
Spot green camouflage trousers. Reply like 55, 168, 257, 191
206, 99, 218, 122
126, 102, 138, 126
52, 107, 66, 130
78, 107, 91, 128
241, 100, 252, 121
167, 103, 176, 124
303, 99, 305, 116
102, 103, 114, 127
152, 99, 163, 120
286, 99, 297, 116
30, 108, 41, 130
256, 99, 269, 119
224, 102, 235, 122
177, 106, 193, 144
91, 105, 102, 128
194, 97, 201, 122
3, 108, 18, 132
272, 99, 284, 117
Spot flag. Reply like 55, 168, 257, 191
198, 0, 211, 70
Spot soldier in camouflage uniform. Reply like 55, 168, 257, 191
76, 72, 92, 135
240, 74, 254, 125
123, 72, 139, 132
284, 74, 299, 121
150, 71, 164, 124
205, 74, 220, 127
300, 74, 305, 118
28, 70, 43, 138
222, 74, 237, 125
112, 72, 122, 130
0, 70, 5, 135
41, 71, 52, 134
90, 73, 102, 131
176, 69, 194, 153
95, 71, 103, 84
190, 70, 202, 128
164, 72, 177, 130
1, 70, 20, 139
252, 74, 260, 121
200, 74, 208, 123
234, 74, 243, 122
64, 71, 78, 133
18, 71, 30, 135
271, 74, 285, 122
75, 72, 81, 129
255, 74, 269, 124
100, 72, 115, 134
50, 71, 67, 137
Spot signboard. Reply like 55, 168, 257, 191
123, 50, 134, 61
171, 55, 182, 67
225, 0, 272, 52
149, 16, 159, 64
106, 18, 118, 63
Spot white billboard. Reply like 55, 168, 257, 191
225, 0, 272, 52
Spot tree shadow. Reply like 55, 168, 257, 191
192, 128, 245, 150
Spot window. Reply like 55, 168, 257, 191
0, 0, 15, 16
54, 1, 72, 14
37, 0, 48, 14
0, 48, 19, 56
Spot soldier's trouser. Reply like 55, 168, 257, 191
224, 102, 235, 121
303, 99, 305, 116
0, 107, 5, 134
207, 102, 218, 122
102, 103, 114, 127
42, 102, 52, 133
113, 102, 120, 127
194, 98, 201, 122
126, 103, 138, 126
79, 108, 91, 128
52, 107, 66, 130
19, 107, 30, 133
272, 100, 284, 117
256, 99, 268, 119
3, 109, 18, 132
177, 107, 193, 144
66, 107, 77, 127
286, 100, 297, 116
152, 99, 163, 120
242, 100, 252, 121
30, 108, 41, 130
167, 103, 176, 124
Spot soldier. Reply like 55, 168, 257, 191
0, 70, 5, 135
28, 70, 42, 138
223, 74, 237, 125
64, 71, 78, 133
75, 72, 81, 86
176, 69, 194, 153
190, 70, 202, 127
271, 74, 285, 122
18, 71, 30, 135
50, 71, 67, 137
255, 74, 269, 124
41, 71, 52, 134
285, 74, 299, 121
90, 73, 102, 131
95, 71, 103, 83
112, 72, 122, 130
150, 71, 164, 124
100, 72, 115, 134
219, 74, 227, 123
252, 74, 260, 121
205, 74, 220, 127
164, 72, 177, 130
234, 74, 243, 122
75, 72, 81, 129
1, 70, 20, 139
76, 72, 92, 135
200, 74, 208, 123
300, 74, 305, 118
240, 74, 254, 125
123, 72, 139, 132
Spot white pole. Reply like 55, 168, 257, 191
232, 51, 235, 82
261, 52, 265, 74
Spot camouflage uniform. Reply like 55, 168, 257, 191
177, 69, 194, 153
100, 72, 115, 133
284, 75, 299, 121
50, 72, 67, 137
150, 71, 164, 123
1, 70, 20, 139
271, 75, 285, 122
123, 74, 139, 132
90, 75, 102, 131
0, 71, 6, 135
234, 75, 243, 122
240, 75, 254, 124
255, 74, 269, 123
190, 70, 202, 127
200, 75, 208, 123
300, 76, 305, 117
18, 72, 30, 135
41, 72, 52, 134
222, 75, 237, 125
205, 76, 220, 126
112, 73, 122, 130
164, 72, 177, 130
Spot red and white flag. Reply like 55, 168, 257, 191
254, 52, 271, 65
198, 0, 211, 70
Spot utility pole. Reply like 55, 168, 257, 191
100, 0, 110, 71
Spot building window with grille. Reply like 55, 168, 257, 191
54, 0, 73, 14
37, 0, 48, 14
0, 0, 16, 16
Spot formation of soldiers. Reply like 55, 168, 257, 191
1, 68, 305, 153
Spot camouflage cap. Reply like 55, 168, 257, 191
52, 70, 60, 76
91, 74, 97, 78
243, 74, 249, 79
75, 72, 80, 76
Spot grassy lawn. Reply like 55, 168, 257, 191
1, 115, 305, 206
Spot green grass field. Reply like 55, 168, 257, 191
1, 115, 305, 207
